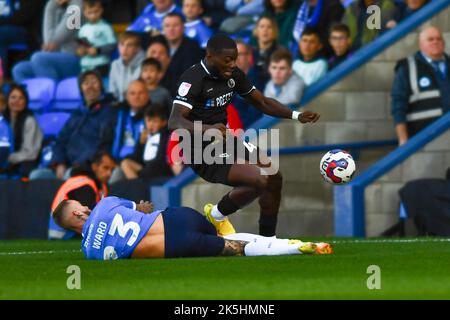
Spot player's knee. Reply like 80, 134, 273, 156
253, 175, 269, 191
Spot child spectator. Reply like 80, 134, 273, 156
120, 103, 173, 182
292, 27, 327, 86
1, 84, 43, 177
183, 0, 213, 49
77, 0, 116, 76
265, 49, 305, 105
109, 32, 145, 102
328, 23, 353, 70
140, 58, 172, 112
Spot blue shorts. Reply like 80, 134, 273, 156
161, 207, 225, 258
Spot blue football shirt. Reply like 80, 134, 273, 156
81, 196, 161, 260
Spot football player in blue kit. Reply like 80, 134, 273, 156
52, 196, 333, 260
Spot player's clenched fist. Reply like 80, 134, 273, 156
298, 111, 320, 124
136, 200, 154, 213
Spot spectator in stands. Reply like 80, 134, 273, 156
146, 37, 173, 96
121, 103, 173, 182
160, 13, 204, 96
146, 36, 172, 75
50, 70, 116, 179
1, 84, 43, 177
292, 27, 327, 86
385, 0, 430, 30
76, 0, 116, 76
231, 40, 264, 129
12, 0, 84, 83
202, 0, 230, 30
48, 150, 116, 239
342, 0, 395, 50
291, 0, 344, 50
391, 26, 450, 145
292, 0, 345, 58
328, 23, 353, 70
263, 0, 299, 48
0, 0, 45, 74
108, 80, 149, 162
127, 0, 182, 35
102, 80, 150, 183
109, 32, 145, 102
250, 16, 283, 86
220, 0, 264, 34
140, 58, 172, 112
183, 0, 213, 49
265, 49, 305, 105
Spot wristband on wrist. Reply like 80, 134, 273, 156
292, 111, 302, 120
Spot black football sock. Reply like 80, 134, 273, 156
259, 215, 278, 237
217, 192, 240, 216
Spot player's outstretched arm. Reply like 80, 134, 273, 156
244, 89, 320, 124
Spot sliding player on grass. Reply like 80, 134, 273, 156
52, 196, 332, 260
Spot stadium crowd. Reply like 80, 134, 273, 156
0, 0, 433, 186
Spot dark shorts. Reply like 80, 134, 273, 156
161, 207, 225, 258
188, 136, 256, 186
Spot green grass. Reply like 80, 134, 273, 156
0, 238, 450, 299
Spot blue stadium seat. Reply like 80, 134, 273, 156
50, 77, 82, 111
21, 78, 56, 112
35, 112, 71, 138
8, 43, 28, 51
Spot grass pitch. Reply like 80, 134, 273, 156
0, 238, 449, 299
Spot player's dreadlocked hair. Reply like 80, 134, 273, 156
52, 200, 71, 228
206, 34, 237, 55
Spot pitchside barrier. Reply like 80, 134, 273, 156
335, 112, 450, 237
151, 0, 450, 214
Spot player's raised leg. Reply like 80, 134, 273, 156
228, 162, 282, 237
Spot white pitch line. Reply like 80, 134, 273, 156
0, 249, 81, 256
329, 238, 450, 244
0, 239, 449, 256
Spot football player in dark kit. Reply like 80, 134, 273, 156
169, 34, 321, 238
